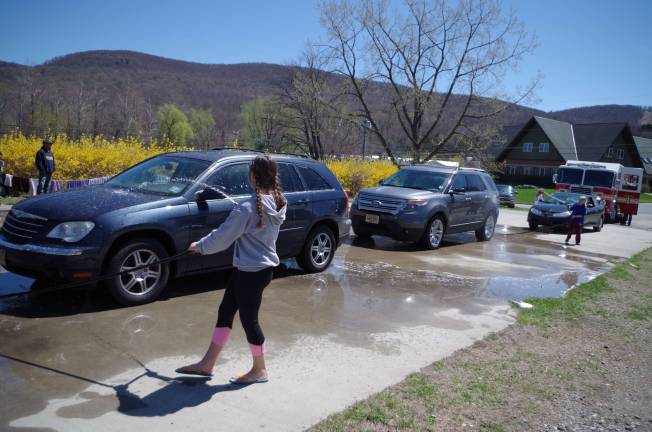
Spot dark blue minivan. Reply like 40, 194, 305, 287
0, 150, 350, 305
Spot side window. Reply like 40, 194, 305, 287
465, 174, 486, 192
481, 174, 497, 192
278, 163, 303, 193
450, 174, 467, 191
205, 163, 252, 196
297, 165, 331, 191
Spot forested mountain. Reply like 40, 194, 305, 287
0, 50, 648, 153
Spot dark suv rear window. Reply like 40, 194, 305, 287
297, 166, 331, 191
278, 163, 303, 192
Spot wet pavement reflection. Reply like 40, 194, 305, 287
0, 225, 615, 429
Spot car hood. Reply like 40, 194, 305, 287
13, 186, 176, 221
359, 186, 437, 200
532, 203, 569, 213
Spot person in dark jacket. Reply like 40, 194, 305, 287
35, 139, 55, 194
565, 196, 588, 245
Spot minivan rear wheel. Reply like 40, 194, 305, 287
106, 238, 170, 306
297, 225, 335, 273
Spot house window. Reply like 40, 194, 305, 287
523, 166, 531, 176
607, 147, 614, 158
539, 142, 549, 152
617, 149, 624, 160
523, 142, 533, 153
507, 165, 516, 176
539, 167, 547, 176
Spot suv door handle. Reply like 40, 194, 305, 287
465, 197, 472, 201
296, 199, 309, 205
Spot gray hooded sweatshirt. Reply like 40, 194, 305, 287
195, 194, 287, 272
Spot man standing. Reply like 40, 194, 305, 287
35, 139, 55, 194
565, 196, 588, 246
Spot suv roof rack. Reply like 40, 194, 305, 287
457, 167, 486, 172
209, 147, 311, 159
210, 147, 264, 153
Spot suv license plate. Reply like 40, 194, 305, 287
365, 214, 380, 224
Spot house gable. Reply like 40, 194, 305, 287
496, 117, 567, 163
598, 126, 643, 168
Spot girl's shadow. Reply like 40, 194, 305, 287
55, 370, 245, 419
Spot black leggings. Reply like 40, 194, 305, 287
216, 267, 273, 346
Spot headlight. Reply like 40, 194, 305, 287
553, 211, 571, 218
530, 208, 543, 216
47, 221, 95, 243
404, 199, 429, 211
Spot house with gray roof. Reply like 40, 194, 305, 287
633, 136, 652, 189
495, 116, 644, 186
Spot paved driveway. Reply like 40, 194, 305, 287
1, 209, 651, 431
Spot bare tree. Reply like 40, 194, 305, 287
73, 80, 86, 138
280, 46, 350, 159
320, 0, 537, 164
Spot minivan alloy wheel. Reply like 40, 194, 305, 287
119, 249, 162, 295
311, 233, 332, 266
429, 218, 445, 248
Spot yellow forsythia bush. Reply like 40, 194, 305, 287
326, 158, 397, 196
0, 132, 190, 179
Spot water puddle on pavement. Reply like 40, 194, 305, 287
0, 226, 615, 428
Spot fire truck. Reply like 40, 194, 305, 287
553, 160, 643, 222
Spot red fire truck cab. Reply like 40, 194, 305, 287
554, 160, 643, 222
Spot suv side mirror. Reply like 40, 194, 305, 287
378, 179, 384, 186
450, 187, 466, 195
195, 187, 227, 203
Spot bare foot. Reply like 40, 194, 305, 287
175, 362, 213, 376
230, 369, 268, 384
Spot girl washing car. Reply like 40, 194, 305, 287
176, 155, 287, 384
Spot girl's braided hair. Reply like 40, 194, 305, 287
250, 155, 287, 228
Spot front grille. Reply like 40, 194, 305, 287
358, 194, 405, 215
1, 210, 48, 243
570, 186, 592, 195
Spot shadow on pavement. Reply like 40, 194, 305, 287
0, 352, 243, 419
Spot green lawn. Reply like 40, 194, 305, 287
514, 188, 555, 205
514, 189, 652, 205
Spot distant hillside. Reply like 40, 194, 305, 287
0, 50, 647, 152
547, 105, 648, 126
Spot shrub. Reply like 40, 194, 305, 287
326, 158, 397, 196
0, 132, 190, 179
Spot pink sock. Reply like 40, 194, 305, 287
249, 343, 266, 357
212, 327, 231, 346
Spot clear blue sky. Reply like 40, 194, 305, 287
1, 0, 650, 112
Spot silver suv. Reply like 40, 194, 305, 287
350, 165, 499, 249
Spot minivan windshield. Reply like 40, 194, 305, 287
382, 169, 451, 192
106, 156, 211, 196
583, 170, 614, 188
497, 184, 513, 193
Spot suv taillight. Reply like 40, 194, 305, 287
344, 191, 349, 210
